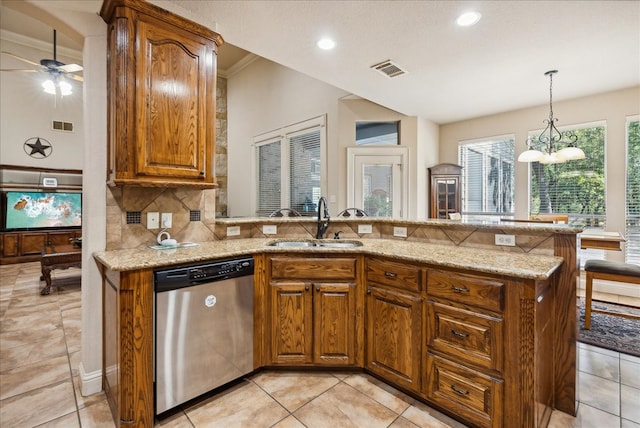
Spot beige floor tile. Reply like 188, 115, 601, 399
621, 384, 640, 423
73, 375, 109, 410
34, 411, 81, 427
578, 371, 620, 415
575, 403, 621, 427
579, 346, 620, 381
0, 334, 67, 371
0, 302, 62, 333
342, 373, 414, 414
294, 382, 398, 428
0, 354, 71, 400
388, 416, 421, 428
578, 342, 621, 358
185, 380, 289, 427
78, 399, 116, 427
0, 379, 77, 427
271, 415, 306, 428
622, 418, 640, 428
622, 353, 640, 364
400, 400, 466, 428
621, 359, 640, 389
0, 321, 65, 351
251, 371, 340, 412
154, 411, 194, 427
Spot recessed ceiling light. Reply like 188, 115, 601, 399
317, 38, 336, 50
456, 11, 481, 27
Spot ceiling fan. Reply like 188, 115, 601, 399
1, 29, 84, 89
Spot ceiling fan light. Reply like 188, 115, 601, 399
42, 79, 56, 94
517, 149, 545, 163
558, 146, 585, 160
59, 79, 72, 96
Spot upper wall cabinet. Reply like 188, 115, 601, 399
100, 0, 223, 188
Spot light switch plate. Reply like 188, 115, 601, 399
226, 226, 241, 237
358, 224, 373, 234
147, 212, 159, 229
263, 225, 277, 235
393, 226, 407, 237
161, 213, 172, 228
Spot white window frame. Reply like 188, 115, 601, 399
253, 115, 326, 216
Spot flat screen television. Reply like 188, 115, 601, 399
1, 191, 82, 231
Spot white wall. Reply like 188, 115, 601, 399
440, 86, 640, 263
0, 36, 84, 168
227, 59, 440, 219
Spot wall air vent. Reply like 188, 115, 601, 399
370, 60, 407, 78
52, 120, 74, 132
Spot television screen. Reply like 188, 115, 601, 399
4, 191, 82, 230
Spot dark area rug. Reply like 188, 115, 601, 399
577, 298, 640, 357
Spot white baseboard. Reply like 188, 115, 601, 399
79, 362, 103, 397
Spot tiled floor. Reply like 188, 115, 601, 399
1, 261, 639, 427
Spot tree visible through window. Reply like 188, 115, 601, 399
529, 124, 605, 227
626, 118, 640, 264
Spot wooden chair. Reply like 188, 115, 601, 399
269, 208, 302, 217
336, 208, 368, 217
584, 260, 640, 329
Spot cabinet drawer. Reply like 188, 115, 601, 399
367, 257, 422, 292
271, 257, 357, 280
426, 354, 503, 428
427, 302, 503, 372
427, 270, 504, 313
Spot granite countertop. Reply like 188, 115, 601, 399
94, 238, 563, 280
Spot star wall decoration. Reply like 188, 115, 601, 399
23, 137, 53, 158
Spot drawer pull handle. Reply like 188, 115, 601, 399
451, 385, 470, 396
451, 285, 470, 293
451, 329, 469, 338
316, 287, 320, 292
305, 286, 310, 291
384, 271, 397, 278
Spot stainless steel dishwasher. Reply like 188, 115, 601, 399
154, 257, 254, 414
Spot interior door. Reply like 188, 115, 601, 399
348, 147, 408, 218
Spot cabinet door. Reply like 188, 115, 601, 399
48, 231, 75, 246
313, 282, 356, 365
20, 233, 47, 256
366, 285, 422, 392
270, 281, 313, 364
135, 19, 214, 181
2, 233, 19, 257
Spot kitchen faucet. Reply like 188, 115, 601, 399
316, 196, 330, 239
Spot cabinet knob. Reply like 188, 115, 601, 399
200, 171, 205, 176
366, 289, 371, 295
305, 286, 310, 291
316, 287, 320, 292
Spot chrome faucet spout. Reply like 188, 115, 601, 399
316, 196, 330, 239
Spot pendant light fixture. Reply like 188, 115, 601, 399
518, 70, 585, 164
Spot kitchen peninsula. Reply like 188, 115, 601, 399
95, 218, 580, 428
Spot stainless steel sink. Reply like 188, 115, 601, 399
267, 240, 362, 248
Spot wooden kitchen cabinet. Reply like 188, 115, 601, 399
100, 0, 223, 188
365, 257, 424, 393
267, 255, 361, 366
428, 163, 462, 219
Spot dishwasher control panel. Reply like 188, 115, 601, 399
155, 257, 254, 291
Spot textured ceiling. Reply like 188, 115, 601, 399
3, 0, 639, 125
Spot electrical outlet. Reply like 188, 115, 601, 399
147, 212, 159, 229
161, 213, 172, 228
263, 225, 277, 235
393, 226, 407, 237
495, 234, 516, 246
358, 224, 373, 234
226, 226, 241, 237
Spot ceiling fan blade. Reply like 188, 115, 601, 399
1, 51, 42, 68
67, 74, 84, 82
59, 63, 83, 73
0, 68, 38, 72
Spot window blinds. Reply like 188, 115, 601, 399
626, 119, 640, 264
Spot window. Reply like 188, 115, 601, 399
626, 117, 640, 264
527, 123, 606, 264
458, 136, 515, 220
255, 116, 325, 216
355, 121, 399, 145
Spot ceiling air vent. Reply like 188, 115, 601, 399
370, 60, 407, 78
